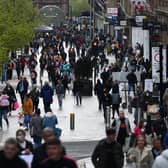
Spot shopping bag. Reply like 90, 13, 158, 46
13, 101, 19, 110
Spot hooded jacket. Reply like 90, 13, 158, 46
152, 149, 168, 168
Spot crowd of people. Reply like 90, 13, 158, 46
0, 22, 168, 168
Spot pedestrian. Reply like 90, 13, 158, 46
152, 138, 162, 159
126, 70, 138, 96
31, 69, 37, 85
102, 89, 112, 123
40, 82, 54, 112
0, 138, 27, 168
30, 109, 43, 148
15, 58, 21, 80
29, 86, 40, 112
16, 129, 34, 154
16, 77, 29, 104
111, 91, 121, 119
152, 149, 168, 168
32, 128, 55, 168
94, 79, 104, 111
3, 82, 16, 115
42, 108, 61, 138
73, 80, 83, 106
127, 135, 154, 168
20, 56, 26, 75
55, 80, 64, 110
39, 138, 78, 168
22, 94, 33, 130
112, 111, 131, 147
0, 91, 9, 129
92, 128, 124, 168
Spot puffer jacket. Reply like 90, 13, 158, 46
152, 149, 168, 168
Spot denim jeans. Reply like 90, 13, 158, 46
24, 114, 30, 129
57, 94, 64, 109
128, 83, 136, 95
33, 136, 42, 149
76, 92, 82, 105
0, 109, 8, 128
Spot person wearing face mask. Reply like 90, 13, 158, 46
0, 138, 27, 168
16, 129, 33, 155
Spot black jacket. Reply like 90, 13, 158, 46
18, 140, 34, 154
126, 72, 137, 84
0, 151, 27, 168
39, 157, 77, 168
92, 139, 124, 168
32, 143, 47, 168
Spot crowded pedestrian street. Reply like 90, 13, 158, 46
1, 0, 168, 168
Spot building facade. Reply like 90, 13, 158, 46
33, 0, 69, 15
148, 0, 168, 43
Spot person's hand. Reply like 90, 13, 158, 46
130, 154, 136, 161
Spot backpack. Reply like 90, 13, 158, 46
0, 96, 10, 107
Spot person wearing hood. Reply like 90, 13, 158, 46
42, 108, 61, 138
40, 82, 54, 112
0, 91, 9, 129
152, 149, 168, 168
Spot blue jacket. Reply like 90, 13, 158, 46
42, 112, 58, 130
40, 85, 53, 103
163, 132, 168, 149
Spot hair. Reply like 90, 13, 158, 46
5, 138, 18, 147
106, 128, 116, 135
46, 137, 61, 146
16, 129, 26, 136
42, 127, 54, 135
136, 134, 147, 146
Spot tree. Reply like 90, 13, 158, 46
0, 0, 41, 74
70, 0, 90, 16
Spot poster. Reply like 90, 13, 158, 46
152, 47, 167, 83
144, 79, 153, 92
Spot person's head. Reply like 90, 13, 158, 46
44, 81, 49, 86
137, 135, 146, 149
46, 137, 62, 160
42, 127, 55, 142
16, 129, 26, 143
106, 128, 116, 143
153, 138, 162, 150
119, 111, 125, 119
3, 138, 19, 160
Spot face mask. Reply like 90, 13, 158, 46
17, 135, 25, 141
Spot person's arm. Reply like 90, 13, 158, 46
91, 144, 101, 168
148, 151, 154, 168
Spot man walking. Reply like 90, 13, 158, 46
55, 80, 64, 110
92, 128, 124, 168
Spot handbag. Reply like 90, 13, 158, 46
13, 101, 19, 110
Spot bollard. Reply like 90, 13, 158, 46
70, 113, 75, 130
